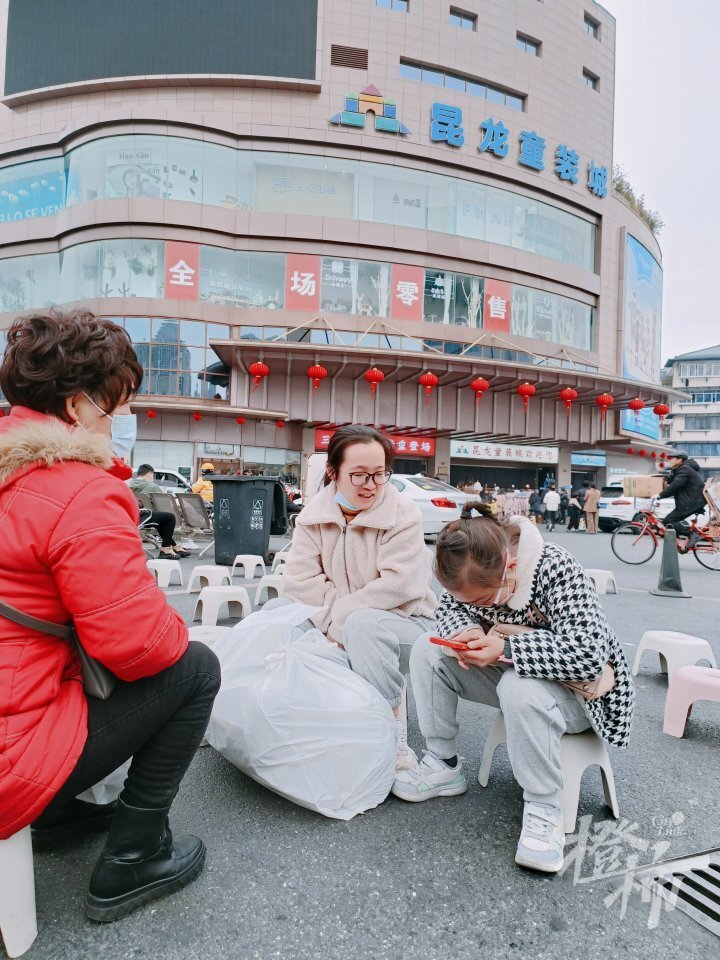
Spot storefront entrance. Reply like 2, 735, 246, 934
451, 463, 556, 490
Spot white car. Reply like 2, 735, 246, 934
390, 474, 472, 538
131, 468, 192, 495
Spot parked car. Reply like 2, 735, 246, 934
390, 474, 472, 538
130, 467, 192, 495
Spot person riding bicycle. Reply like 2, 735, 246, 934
657, 450, 706, 544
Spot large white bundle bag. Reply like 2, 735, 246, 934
206, 603, 397, 820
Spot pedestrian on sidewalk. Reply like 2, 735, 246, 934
543, 485, 561, 531
280, 425, 436, 773
583, 483, 601, 534
392, 502, 634, 875
567, 492, 582, 531
0, 310, 220, 923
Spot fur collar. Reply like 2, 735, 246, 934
0, 412, 112, 490
505, 516, 545, 610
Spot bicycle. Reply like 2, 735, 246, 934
610, 506, 720, 570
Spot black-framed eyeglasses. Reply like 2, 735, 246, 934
348, 470, 392, 487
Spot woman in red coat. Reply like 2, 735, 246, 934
0, 310, 220, 922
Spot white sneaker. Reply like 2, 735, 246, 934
515, 801, 565, 873
391, 753, 468, 802
395, 723, 418, 772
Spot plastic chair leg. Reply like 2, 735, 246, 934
0, 828, 37, 958
478, 712, 507, 787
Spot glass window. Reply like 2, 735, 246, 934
466, 81, 487, 98
376, 0, 408, 9
516, 35, 540, 56
454, 274, 483, 328
247, 252, 284, 309
506, 94, 525, 112
584, 15, 600, 38
449, 9, 476, 30
399, 62, 421, 81
486, 86, 506, 105
424, 270, 453, 325
124, 316, 150, 343
0, 157, 65, 224
421, 68, 444, 86
583, 69, 599, 90
444, 73, 466, 92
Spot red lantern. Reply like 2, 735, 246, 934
146, 409, 157, 420
559, 386, 578, 416
248, 361, 270, 392
595, 392, 614, 422
192, 413, 203, 422
651, 452, 657, 459
276, 420, 285, 429
659, 461, 666, 469
517, 382, 536, 413
470, 376, 490, 406
639, 449, 647, 457
236, 416, 246, 426
364, 367, 385, 396
418, 371, 439, 402
627, 447, 635, 455
307, 363, 328, 391
628, 397, 645, 423
653, 403, 670, 423
0, 410, 5, 418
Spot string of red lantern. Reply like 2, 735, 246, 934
307, 364, 328, 391
595, 392, 614, 422
627, 447, 635, 455
558, 386, 578, 416
517, 381, 536, 413
146, 409, 157, 421
628, 397, 645, 423
192, 413, 203, 422
276, 420, 285, 430
418, 371, 439, 402
653, 403, 670, 422
248, 361, 270, 392
364, 367, 385, 396
236, 416, 245, 426
470, 376, 490, 406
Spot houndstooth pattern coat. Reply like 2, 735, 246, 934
436, 518, 635, 748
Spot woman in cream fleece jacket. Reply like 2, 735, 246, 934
281, 426, 436, 760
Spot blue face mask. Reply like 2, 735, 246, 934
334, 490, 358, 511
83, 393, 137, 459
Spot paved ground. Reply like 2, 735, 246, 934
26, 527, 720, 960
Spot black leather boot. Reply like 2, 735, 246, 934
32, 798, 117, 849
85, 799, 206, 923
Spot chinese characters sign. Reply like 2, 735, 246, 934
451, 440, 559, 463
483, 279, 512, 333
316, 429, 435, 457
164, 241, 199, 301
430, 104, 608, 199
391, 265, 424, 321
285, 254, 321, 312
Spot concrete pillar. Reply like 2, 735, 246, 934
430, 435, 451, 481
558, 447, 572, 489
300, 426, 317, 488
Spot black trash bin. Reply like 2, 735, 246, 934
212, 476, 286, 565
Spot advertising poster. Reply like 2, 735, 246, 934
106, 147, 163, 198
621, 234, 663, 440
391, 265, 424, 321
255, 164, 354, 218
0, 167, 65, 222
164, 241, 199, 302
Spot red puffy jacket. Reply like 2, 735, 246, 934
0, 407, 188, 839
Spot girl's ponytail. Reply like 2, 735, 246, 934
435, 500, 520, 590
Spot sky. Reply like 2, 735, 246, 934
600, 0, 720, 362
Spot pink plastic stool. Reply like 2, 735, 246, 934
663, 665, 720, 738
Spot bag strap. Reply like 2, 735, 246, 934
0, 598, 73, 640
528, 601, 550, 627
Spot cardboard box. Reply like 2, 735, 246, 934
622, 475, 665, 499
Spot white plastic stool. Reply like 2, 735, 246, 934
632, 630, 717, 682
272, 553, 288, 572
0, 827, 37, 958
193, 586, 252, 626
146, 558, 183, 588
478, 711, 619, 834
271, 558, 287, 574
186, 565, 232, 593
254, 575, 286, 605
584, 568, 618, 595
188, 625, 233, 646
231, 555, 266, 579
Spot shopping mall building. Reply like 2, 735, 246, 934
0, 0, 677, 490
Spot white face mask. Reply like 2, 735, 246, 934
83, 393, 137, 459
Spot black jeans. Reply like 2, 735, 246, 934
545, 510, 557, 527
663, 501, 706, 533
149, 510, 176, 548
38, 642, 221, 818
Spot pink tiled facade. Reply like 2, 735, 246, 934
0, 0, 672, 485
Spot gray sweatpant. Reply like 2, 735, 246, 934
410, 634, 593, 806
265, 599, 434, 708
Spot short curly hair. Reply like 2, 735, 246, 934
0, 310, 143, 420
